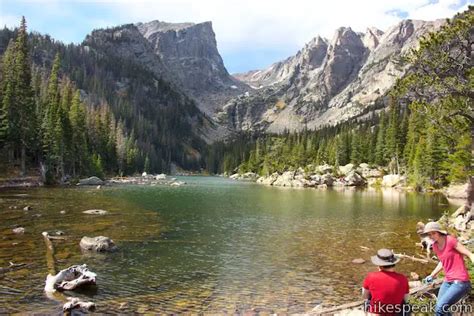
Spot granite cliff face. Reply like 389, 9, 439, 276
86, 21, 248, 117
136, 21, 246, 114
225, 19, 444, 133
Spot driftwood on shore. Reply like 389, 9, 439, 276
394, 253, 431, 264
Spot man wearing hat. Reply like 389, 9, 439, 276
423, 221, 474, 316
362, 249, 410, 315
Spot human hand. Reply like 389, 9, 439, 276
423, 275, 433, 284
469, 253, 474, 263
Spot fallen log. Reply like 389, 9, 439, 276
44, 264, 97, 292
42, 232, 57, 275
394, 253, 431, 264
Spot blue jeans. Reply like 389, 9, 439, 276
435, 280, 471, 316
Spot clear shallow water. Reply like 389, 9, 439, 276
0, 176, 454, 313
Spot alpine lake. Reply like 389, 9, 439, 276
0, 176, 455, 314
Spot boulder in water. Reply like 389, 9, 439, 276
12, 227, 25, 234
80, 236, 117, 252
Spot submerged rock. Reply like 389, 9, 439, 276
170, 181, 186, 186
80, 236, 117, 252
23, 206, 32, 211
352, 258, 365, 264
12, 227, 25, 234
83, 209, 108, 215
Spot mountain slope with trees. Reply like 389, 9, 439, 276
209, 7, 473, 189
0, 18, 209, 182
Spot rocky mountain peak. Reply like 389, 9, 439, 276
135, 20, 246, 115
324, 27, 367, 96
363, 27, 384, 50
299, 35, 328, 70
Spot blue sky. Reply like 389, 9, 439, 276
0, 0, 471, 73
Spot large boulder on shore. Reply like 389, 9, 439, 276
241, 172, 258, 180
155, 173, 167, 180
77, 176, 104, 186
261, 173, 279, 185
445, 183, 468, 200
344, 171, 366, 186
321, 174, 334, 186
339, 163, 355, 175
357, 164, 383, 178
381, 174, 403, 187
229, 173, 240, 180
316, 164, 333, 174
273, 171, 295, 187
80, 236, 117, 252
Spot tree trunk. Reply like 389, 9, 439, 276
20, 144, 26, 176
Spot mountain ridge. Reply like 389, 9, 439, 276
223, 18, 445, 133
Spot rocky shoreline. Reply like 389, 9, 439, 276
77, 174, 187, 187
228, 163, 470, 202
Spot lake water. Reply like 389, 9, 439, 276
0, 176, 454, 313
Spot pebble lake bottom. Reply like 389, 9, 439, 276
0, 176, 454, 313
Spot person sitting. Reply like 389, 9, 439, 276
362, 248, 410, 315
423, 221, 473, 316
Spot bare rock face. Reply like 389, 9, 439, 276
227, 19, 444, 134
136, 20, 248, 115
80, 236, 117, 252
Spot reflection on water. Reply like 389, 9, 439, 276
0, 177, 454, 313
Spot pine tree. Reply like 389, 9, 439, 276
385, 100, 400, 172
69, 90, 87, 176
374, 111, 386, 166
14, 17, 35, 175
0, 41, 15, 152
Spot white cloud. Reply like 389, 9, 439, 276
107, 0, 468, 52
1, 0, 470, 71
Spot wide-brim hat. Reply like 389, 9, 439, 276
371, 248, 401, 266
423, 221, 447, 235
